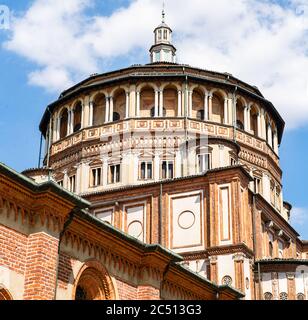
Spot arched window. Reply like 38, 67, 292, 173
163, 87, 178, 117
93, 95, 106, 126
113, 112, 120, 122
250, 105, 259, 136
150, 107, 155, 118
236, 99, 245, 130
236, 120, 244, 130
59, 109, 68, 139
297, 293, 305, 300
140, 87, 155, 117
197, 110, 204, 120
73, 102, 82, 132
212, 93, 224, 124
74, 262, 116, 301
113, 90, 126, 121
269, 241, 274, 257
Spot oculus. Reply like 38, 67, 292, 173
128, 220, 143, 239
178, 211, 196, 230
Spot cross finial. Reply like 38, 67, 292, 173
162, 1, 165, 23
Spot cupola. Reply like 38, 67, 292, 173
150, 7, 177, 63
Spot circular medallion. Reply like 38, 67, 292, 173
128, 221, 143, 239
178, 211, 196, 230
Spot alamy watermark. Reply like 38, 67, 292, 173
0, 5, 10, 30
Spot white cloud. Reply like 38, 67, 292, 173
3, 0, 308, 129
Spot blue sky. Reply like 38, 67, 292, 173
0, 0, 308, 238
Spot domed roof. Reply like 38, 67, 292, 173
154, 22, 172, 32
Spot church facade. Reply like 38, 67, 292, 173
1, 13, 308, 300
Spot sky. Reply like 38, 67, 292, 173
0, 0, 307, 237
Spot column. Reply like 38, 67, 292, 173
80, 103, 84, 129
204, 94, 209, 120
109, 96, 114, 122
260, 109, 266, 139
267, 125, 273, 147
56, 116, 61, 140
177, 90, 182, 117
69, 109, 73, 134
224, 98, 228, 124
228, 98, 233, 125
136, 91, 141, 117
188, 90, 193, 118
233, 98, 237, 127
130, 86, 136, 117
70, 108, 74, 134
53, 116, 57, 141
105, 97, 110, 123
273, 132, 279, 154
257, 113, 261, 138
244, 107, 248, 131
89, 101, 94, 126
246, 106, 251, 131
125, 92, 130, 118
159, 90, 163, 117
208, 94, 213, 121
83, 97, 90, 128
155, 90, 159, 117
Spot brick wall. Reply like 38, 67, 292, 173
116, 279, 138, 300
23, 232, 59, 300
57, 252, 75, 290
0, 225, 27, 275
137, 286, 160, 300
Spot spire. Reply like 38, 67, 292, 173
162, 2, 165, 23
149, 4, 177, 63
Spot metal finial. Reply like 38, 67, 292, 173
162, 2, 165, 23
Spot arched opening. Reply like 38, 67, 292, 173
192, 88, 204, 120
59, 108, 68, 139
93, 94, 106, 126
197, 110, 204, 120
73, 101, 82, 132
73, 261, 116, 301
113, 89, 126, 121
269, 241, 273, 257
0, 288, 13, 300
163, 85, 178, 117
211, 92, 224, 124
113, 112, 120, 122
140, 86, 155, 117
236, 98, 245, 131
250, 105, 259, 136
